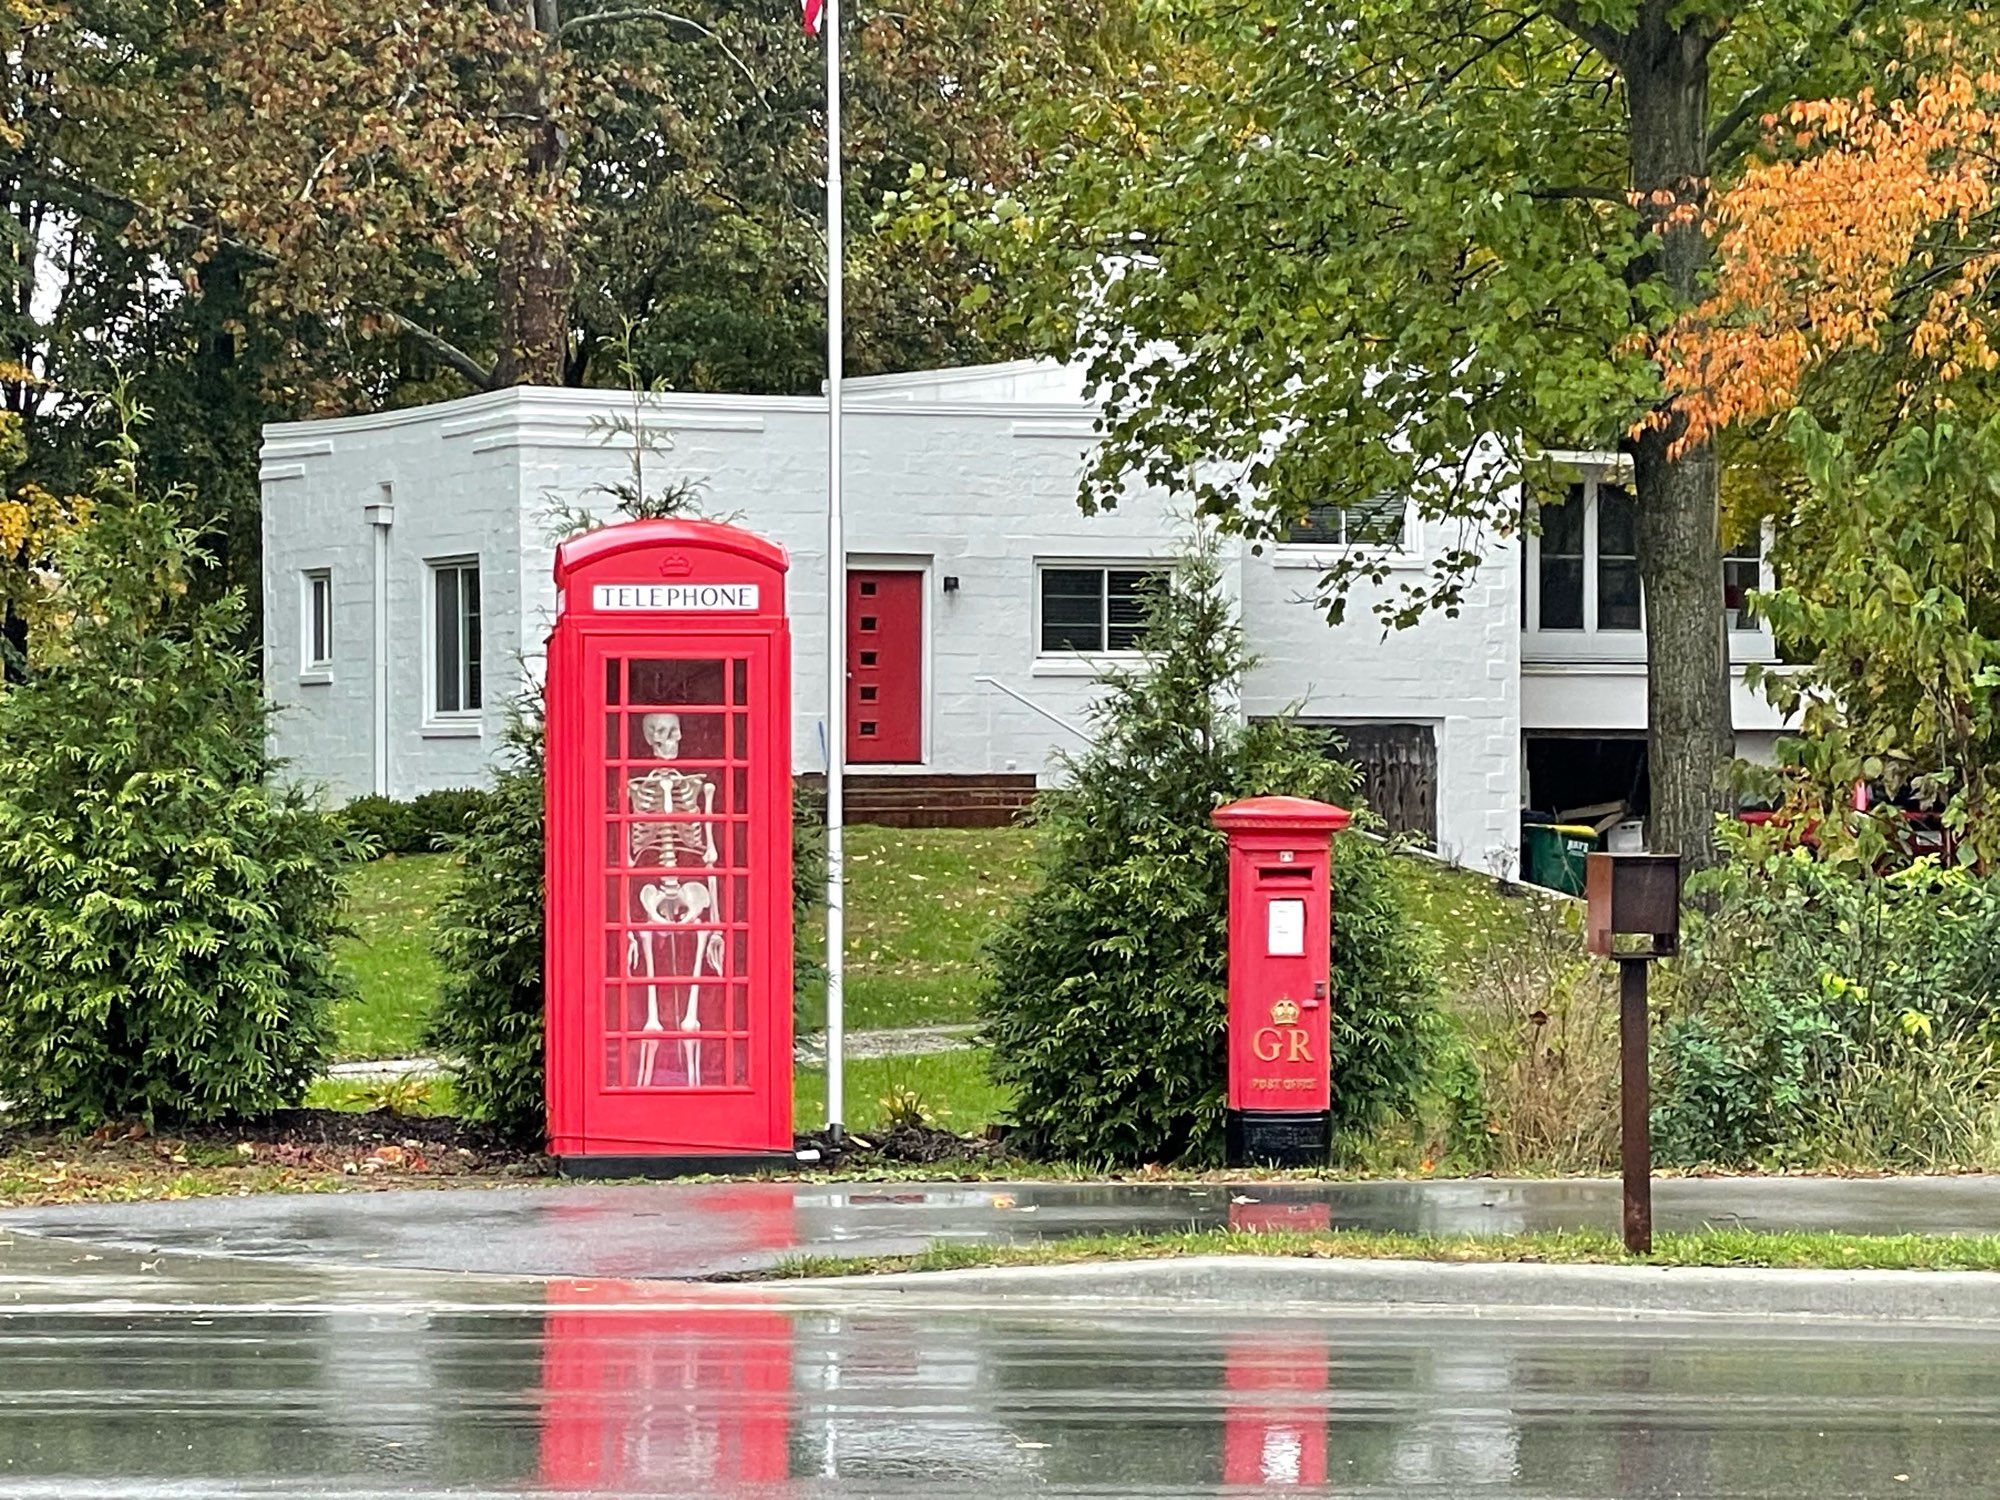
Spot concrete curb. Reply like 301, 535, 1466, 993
783, 1254, 2000, 1325
324, 1058, 448, 1080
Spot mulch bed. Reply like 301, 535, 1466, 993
176, 1108, 539, 1175
0, 1111, 1007, 1210
797, 1122, 1009, 1168
0, 1109, 540, 1191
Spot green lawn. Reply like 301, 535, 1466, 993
333, 826, 1035, 1063
801, 824, 1037, 1031
776, 1225, 2000, 1278
1387, 852, 1566, 987
332, 854, 456, 1061
795, 1047, 1013, 1136
329, 828, 1533, 1147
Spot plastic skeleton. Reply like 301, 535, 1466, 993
625, 712, 723, 1087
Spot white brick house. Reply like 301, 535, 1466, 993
260, 359, 1787, 876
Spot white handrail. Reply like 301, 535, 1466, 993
974, 675, 1091, 738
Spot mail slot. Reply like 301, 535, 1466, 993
1211, 796, 1353, 1166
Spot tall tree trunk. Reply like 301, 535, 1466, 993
1622, 11, 1733, 869
491, 4, 571, 387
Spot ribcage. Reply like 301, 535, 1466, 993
628, 771, 713, 864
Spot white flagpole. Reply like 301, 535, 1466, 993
823, 0, 847, 1146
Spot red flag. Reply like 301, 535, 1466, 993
802, 0, 823, 34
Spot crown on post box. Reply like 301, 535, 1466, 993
1270, 998, 1300, 1026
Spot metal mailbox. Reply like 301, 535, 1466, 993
1212, 796, 1353, 1166
544, 518, 794, 1173
1585, 851, 1682, 959
1583, 848, 1682, 1254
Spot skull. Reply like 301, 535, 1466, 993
640, 712, 683, 760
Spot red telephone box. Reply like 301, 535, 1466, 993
1211, 796, 1351, 1167
545, 519, 794, 1173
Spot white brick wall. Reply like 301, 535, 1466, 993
263, 375, 1640, 876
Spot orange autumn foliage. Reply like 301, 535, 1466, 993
1656, 44, 2000, 452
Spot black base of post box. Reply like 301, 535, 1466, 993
1226, 1109, 1331, 1168
556, 1151, 797, 1179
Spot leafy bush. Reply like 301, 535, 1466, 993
1749, 415, 2000, 869
0, 423, 352, 1127
342, 788, 492, 857
1654, 825, 2000, 1168
982, 532, 1438, 1165
423, 707, 547, 1144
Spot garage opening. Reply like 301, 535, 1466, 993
1524, 733, 1649, 841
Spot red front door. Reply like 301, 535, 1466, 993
846, 570, 923, 763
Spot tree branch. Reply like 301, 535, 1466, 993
1545, 3, 1625, 67
2, 158, 499, 392
362, 305, 498, 388
1526, 184, 1626, 204
555, 8, 759, 87
1707, 0, 1880, 164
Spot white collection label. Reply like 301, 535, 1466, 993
592, 583, 760, 612
1265, 897, 1306, 956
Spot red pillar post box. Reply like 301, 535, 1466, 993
1211, 796, 1352, 1167
545, 519, 794, 1174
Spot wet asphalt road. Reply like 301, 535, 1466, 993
2, 1231, 1998, 1498
13, 1174, 2000, 1279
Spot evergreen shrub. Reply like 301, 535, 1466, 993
341, 788, 493, 857
0, 428, 352, 1126
424, 707, 548, 1144
981, 533, 1438, 1165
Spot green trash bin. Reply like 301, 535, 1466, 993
1521, 822, 1599, 895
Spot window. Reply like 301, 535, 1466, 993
301, 569, 332, 674
1532, 474, 1772, 638
1724, 535, 1763, 630
429, 558, 482, 717
1596, 485, 1640, 630
1537, 485, 1587, 630
1282, 494, 1410, 550
1533, 480, 1643, 633
1038, 565, 1166, 653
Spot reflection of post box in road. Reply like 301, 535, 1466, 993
1212, 796, 1352, 1167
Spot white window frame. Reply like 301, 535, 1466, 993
426, 556, 483, 725
1525, 473, 1644, 638
1033, 560, 1170, 661
1524, 455, 1777, 664
1272, 495, 1421, 568
300, 568, 333, 680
